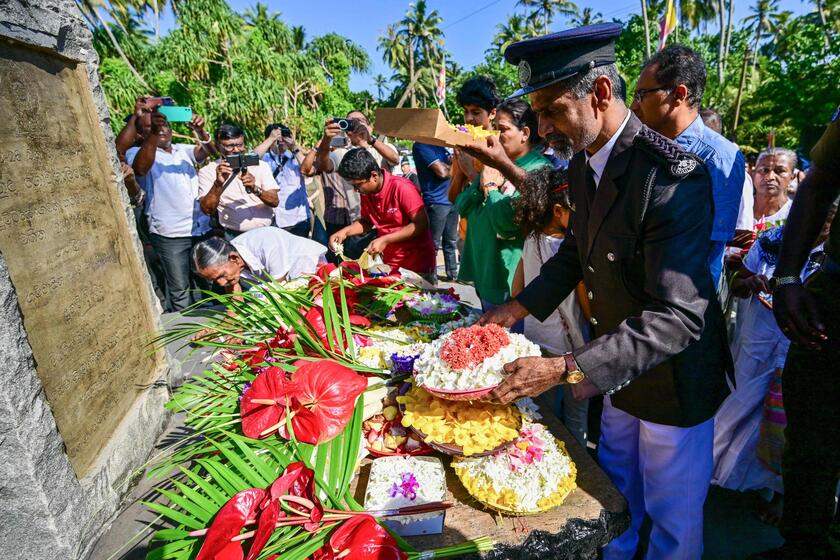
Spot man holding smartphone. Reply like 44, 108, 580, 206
313, 111, 399, 261
127, 105, 215, 312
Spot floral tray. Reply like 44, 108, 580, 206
397, 383, 519, 457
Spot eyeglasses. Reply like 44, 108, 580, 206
632, 86, 672, 103
754, 166, 791, 178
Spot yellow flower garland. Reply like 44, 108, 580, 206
452, 437, 578, 515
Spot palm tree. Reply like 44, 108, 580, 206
743, 0, 787, 70
373, 74, 391, 101
811, 0, 834, 48
75, 0, 151, 88
570, 7, 603, 26
515, 0, 579, 35
491, 14, 539, 54
680, 0, 717, 32
291, 25, 306, 52
640, 0, 651, 59
378, 0, 445, 108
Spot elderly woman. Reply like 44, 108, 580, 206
454, 98, 551, 323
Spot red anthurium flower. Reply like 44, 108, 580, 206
244, 499, 280, 560
268, 462, 324, 530
286, 361, 367, 444
313, 515, 407, 560
240, 367, 295, 439
195, 488, 267, 560
241, 344, 270, 367
270, 326, 297, 350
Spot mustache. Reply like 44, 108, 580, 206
545, 133, 575, 160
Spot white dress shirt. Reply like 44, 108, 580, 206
126, 143, 210, 238
585, 110, 632, 188
231, 226, 326, 282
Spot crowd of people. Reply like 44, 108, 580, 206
115, 21, 839, 560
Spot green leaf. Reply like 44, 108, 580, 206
142, 501, 204, 530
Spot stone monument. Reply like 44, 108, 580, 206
0, 0, 174, 557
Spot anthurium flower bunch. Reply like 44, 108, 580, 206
240, 360, 367, 445
145, 275, 495, 560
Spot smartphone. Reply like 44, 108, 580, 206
156, 106, 193, 122
330, 136, 349, 148
151, 96, 174, 107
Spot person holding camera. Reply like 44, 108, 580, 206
255, 124, 311, 238
314, 111, 400, 259
198, 124, 279, 241
127, 107, 214, 312
329, 148, 436, 281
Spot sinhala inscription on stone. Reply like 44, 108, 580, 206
0, 42, 161, 477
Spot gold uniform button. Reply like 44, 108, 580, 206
587, 291, 593, 300
590, 317, 598, 326
607, 252, 616, 262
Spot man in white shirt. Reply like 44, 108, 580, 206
255, 123, 311, 238
191, 228, 327, 292
127, 109, 214, 311
198, 124, 279, 240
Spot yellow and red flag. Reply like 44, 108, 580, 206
658, 0, 678, 51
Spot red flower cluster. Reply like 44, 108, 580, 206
440, 324, 511, 370
195, 462, 323, 560
240, 360, 367, 445
312, 514, 407, 560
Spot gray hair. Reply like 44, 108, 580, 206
192, 237, 235, 270
561, 64, 623, 101
757, 147, 797, 170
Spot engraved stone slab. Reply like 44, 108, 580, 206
0, 42, 163, 477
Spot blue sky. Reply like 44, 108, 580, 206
153, 0, 810, 93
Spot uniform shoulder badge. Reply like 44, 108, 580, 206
634, 126, 698, 177
671, 157, 698, 177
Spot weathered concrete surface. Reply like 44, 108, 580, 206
0, 1, 176, 558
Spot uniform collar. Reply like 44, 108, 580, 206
586, 109, 631, 186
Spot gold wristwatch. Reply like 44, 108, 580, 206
562, 353, 585, 384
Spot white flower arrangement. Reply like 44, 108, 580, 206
364, 456, 446, 525
413, 326, 541, 391
452, 423, 577, 514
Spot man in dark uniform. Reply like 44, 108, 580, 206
755, 111, 840, 559
473, 24, 731, 559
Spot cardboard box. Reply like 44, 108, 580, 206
375, 108, 494, 148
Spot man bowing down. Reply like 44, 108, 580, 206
477, 24, 731, 560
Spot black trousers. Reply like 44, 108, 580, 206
780, 271, 840, 554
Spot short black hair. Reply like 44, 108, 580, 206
699, 108, 722, 133
495, 99, 541, 144
264, 123, 287, 138
337, 148, 379, 181
216, 123, 245, 141
456, 76, 500, 112
643, 44, 706, 108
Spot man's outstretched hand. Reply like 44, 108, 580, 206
773, 284, 828, 350
489, 356, 566, 404
478, 299, 529, 329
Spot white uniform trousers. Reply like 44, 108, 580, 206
600, 396, 714, 560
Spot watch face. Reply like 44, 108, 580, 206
566, 371, 585, 384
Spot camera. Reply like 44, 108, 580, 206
279, 125, 291, 137
224, 152, 260, 171
332, 117, 358, 132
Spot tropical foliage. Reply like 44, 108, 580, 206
138, 266, 494, 559
87, 0, 839, 188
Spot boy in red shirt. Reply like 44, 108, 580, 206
330, 148, 436, 281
